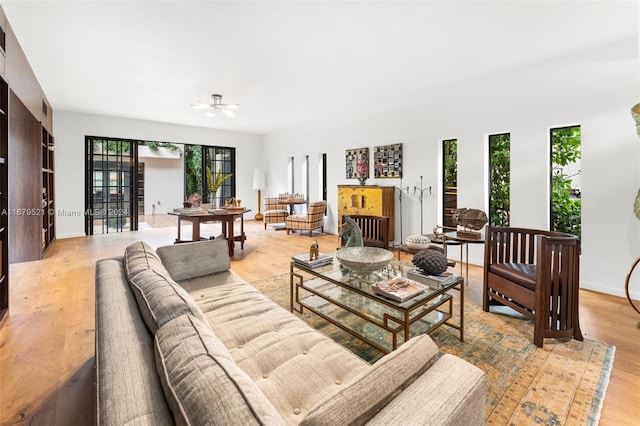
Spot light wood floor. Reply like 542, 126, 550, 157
0, 220, 638, 425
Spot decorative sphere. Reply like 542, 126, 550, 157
412, 249, 448, 276
405, 234, 431, 250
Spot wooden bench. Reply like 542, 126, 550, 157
340, 215, 390, 248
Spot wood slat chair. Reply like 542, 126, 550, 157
340, 215, 390, 248
483, 225, 583, 347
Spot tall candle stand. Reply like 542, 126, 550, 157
394, 178, 410, 247
413, 176, 432, 235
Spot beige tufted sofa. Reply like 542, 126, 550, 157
95, 239, 485, 425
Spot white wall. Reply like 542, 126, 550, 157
53, 111, 263, 238
263, 38, 640, 299
139, 152, 184, 216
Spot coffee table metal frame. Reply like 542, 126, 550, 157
290, 258, 463, 354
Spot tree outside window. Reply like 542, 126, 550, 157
489, 133, 510, 226
184, 145, 203, 199
551, 126, 581, 239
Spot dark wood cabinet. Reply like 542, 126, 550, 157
0, 3, 55, 321
8, 90, 53, 263
0, 76, 7, 322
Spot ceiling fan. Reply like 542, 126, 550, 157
191, 94, 239, 117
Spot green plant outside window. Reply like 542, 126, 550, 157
551, 126, 581, 239
184, 145, 203, 199
489, 133, 510, 226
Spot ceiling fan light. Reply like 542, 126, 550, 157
192, 94, 237, 117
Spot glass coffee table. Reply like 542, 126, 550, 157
290, 256, 464, 354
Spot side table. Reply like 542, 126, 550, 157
442, 231, 484, 284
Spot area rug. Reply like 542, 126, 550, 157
250, 273, 615, 425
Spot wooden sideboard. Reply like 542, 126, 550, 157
337, 185, 395, 242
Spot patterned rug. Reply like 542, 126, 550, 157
250, 273, 615, 425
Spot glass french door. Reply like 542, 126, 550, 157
85, 137, 139, 235
203, 146, 235, 204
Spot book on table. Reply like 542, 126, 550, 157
407, 268, 459, 285
292, 253, 333, 268
372, 277, 428, 302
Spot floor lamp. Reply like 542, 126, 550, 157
253, 169, 265, 221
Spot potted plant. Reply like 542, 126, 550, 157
356, 159, 369, 186
206, 167, 233, 208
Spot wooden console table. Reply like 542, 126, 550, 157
168, 209, 251, 257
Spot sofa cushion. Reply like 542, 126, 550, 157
124, 241, 171, 280
179, 275, 370, 423
367, 354, 486, 426
157, 239, 231, 281
129, 268, 208, 334
154, 315, 284, 426
300, 333, 440, 425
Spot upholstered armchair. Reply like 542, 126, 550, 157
286, 201, 327, 237
263, 197, 289, 229
483, 225, 583, 347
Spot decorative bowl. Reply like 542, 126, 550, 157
224, 206, 246, 213
405, 234, 431, 250
335, 247, 393, 275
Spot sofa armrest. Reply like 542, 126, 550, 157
95, 259, 174, 425
366, 354, 485, 425
157, 239, 230, 281
300, 334, 439, 426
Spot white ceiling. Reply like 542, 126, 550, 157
1, 1, 637, 135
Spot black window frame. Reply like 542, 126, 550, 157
85, 136, 138, 235
442, 139, 458, 228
